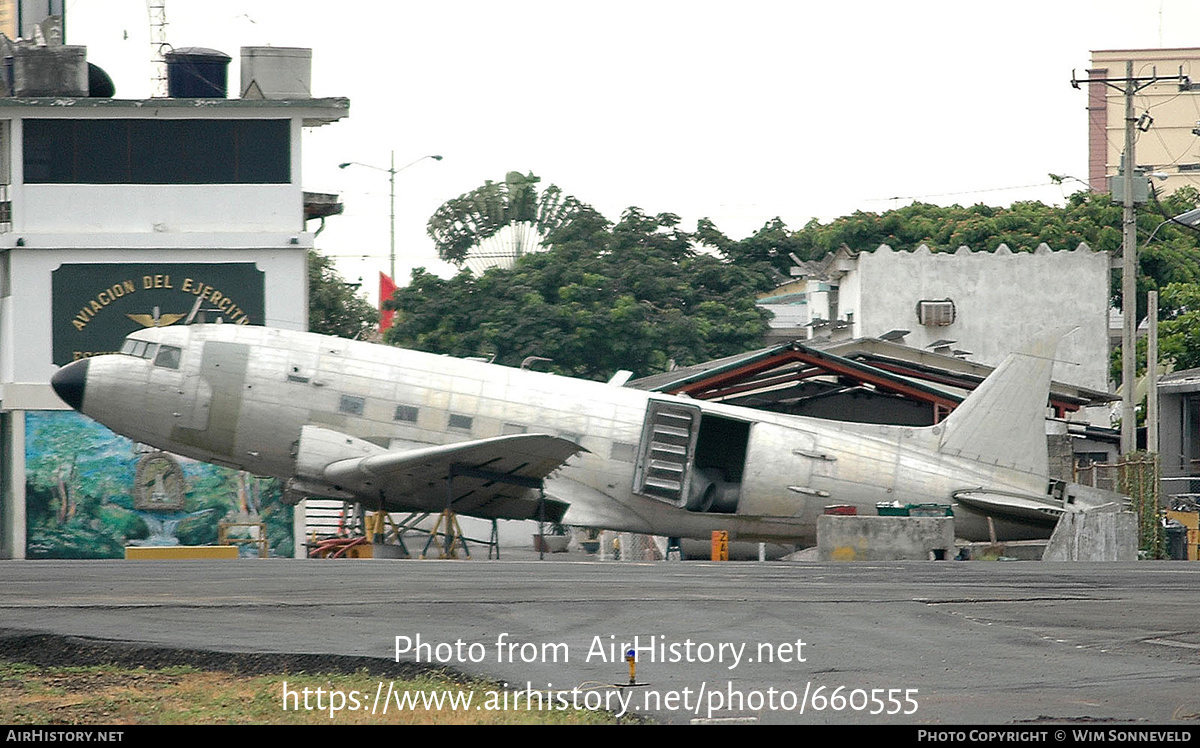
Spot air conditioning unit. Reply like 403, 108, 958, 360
916, 299, 955, 326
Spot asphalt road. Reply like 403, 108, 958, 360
1, 557, 1197, 725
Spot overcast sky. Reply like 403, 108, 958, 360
65, 0, 1200, 300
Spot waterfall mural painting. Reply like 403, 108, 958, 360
24, 410, 293, 559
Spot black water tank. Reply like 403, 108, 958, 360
164, 47, 230, 98
87, 63, 115, 97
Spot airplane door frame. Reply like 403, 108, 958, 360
632, 399, 702, 508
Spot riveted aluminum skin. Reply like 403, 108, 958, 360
51, 324, 1123, 544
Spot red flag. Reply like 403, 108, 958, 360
379, 272, 398, 333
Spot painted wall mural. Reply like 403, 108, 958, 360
24, 410, 293, 559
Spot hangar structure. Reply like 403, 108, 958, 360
628, 337, 1120, 482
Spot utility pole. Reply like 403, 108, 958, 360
1073, 63, 1186, 455
1148, 289, 1159, 454
1121, 60, 1138, 456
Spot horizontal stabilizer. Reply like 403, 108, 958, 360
953, 490, 1064, 526
295, 426, 586, 521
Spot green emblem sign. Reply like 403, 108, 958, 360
51, 263, 265, 365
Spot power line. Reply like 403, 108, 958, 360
865, 180, 1068, 204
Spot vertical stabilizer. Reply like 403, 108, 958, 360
937, 331, 1068, 482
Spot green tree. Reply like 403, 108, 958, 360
427, 172, 588, 266
718, 187, 1200, 384
307, 250, 379, 339
1155, 282, 1200, 371
387, 207, 773, 380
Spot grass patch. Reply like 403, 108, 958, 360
0, 660, 622, 725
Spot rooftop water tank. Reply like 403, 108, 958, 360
240, 47, 311, 99
165, 47, 230, 98
6, 45, 87, 96
87, 63, 115, 97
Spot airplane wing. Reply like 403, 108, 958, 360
295, 426, 586, 522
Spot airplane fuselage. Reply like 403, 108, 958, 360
52, 324, 1084, 544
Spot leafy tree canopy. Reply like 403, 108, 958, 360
399, 171, 1200, 380
725, 186, 1200, 287
720, 186, 1200, 374
387, 207, 774, 380
427, 171, 588, 265
308, 250, 379, 339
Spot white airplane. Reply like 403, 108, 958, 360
49, 324, 1121, 545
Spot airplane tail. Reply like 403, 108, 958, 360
936, 330, 1070, 482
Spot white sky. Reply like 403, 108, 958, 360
64, 0, 1200, 302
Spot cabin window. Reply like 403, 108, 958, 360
338, 395, 365, 416
121, 339, 158, 360
502, 423, 527, 435
448, 414, 473, 431
393, 404, 419, 423
153, 345, 181, 369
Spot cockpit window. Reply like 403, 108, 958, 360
153, 345, 182, 369
120, 339, 159, 360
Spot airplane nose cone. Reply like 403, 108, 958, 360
51, 358, 89, 411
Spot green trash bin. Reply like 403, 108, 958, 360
1165, 521, 1188, 560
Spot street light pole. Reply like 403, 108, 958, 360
338, 153, 443, 281
389, 150, 395, 280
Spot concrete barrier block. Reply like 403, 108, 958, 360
817, 516, 955, 561
1041, 511, 1138, 561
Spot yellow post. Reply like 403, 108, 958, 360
367, 511, 386, 543
711, 530, 729, 561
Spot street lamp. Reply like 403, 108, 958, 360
1048, 173, 1093, 192
1144, 206, 1200, 245
338, 152, 443, 280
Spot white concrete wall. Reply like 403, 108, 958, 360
15, 184, 303, 234
0, 247, 307, 391
809, 283, 833, 322
760, 303, 807, 329
851, 244, 1110, 391
838, 257, 862, 331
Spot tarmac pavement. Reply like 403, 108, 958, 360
0, 556, 1197, 725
